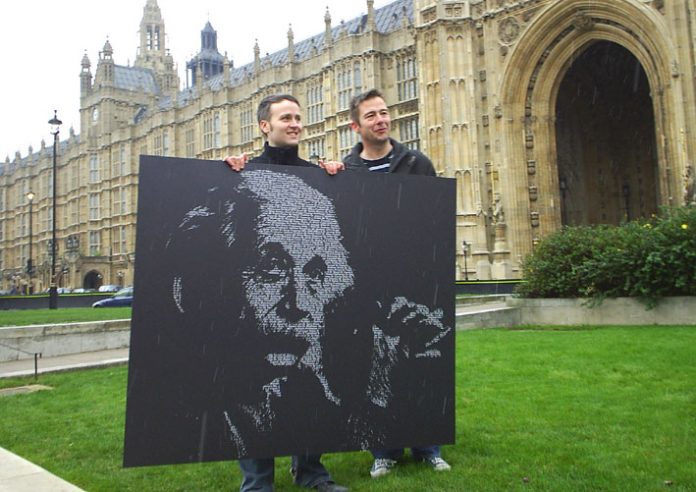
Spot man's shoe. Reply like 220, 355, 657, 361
423, 456, 451, 471
315, 482, 348, 492
370, 458, 397, 478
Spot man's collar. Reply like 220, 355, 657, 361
359, 138, 394, 161
264, 142, 300, 158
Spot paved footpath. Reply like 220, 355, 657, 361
0, 348, 129, 379
1, 348, 129, 491
0, 448, 86, 491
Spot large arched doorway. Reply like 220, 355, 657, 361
555, 41, 659, 226
83, 270, 103, 290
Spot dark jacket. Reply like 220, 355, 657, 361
342, 138, 436, 177
248, 142, 314, 168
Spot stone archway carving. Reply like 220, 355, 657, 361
498, 0, 682, 259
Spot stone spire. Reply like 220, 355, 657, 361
223, 52, 231, 87
254, 39, 261, 73
324, 7, 333, 47
80, 51, 92, 98
367, 0, 376, 31
287, 24, 295, 63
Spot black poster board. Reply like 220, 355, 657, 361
123, 156, 456, 467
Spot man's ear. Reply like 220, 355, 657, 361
259, 120, 270, 136
350, 121, 360, 133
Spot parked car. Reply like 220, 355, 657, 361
73, 288, 96, 293
92, 287, 133, 307
98, 284, 120, 293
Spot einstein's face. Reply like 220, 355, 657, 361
239, 171, 354, 405
244, 238, 329, 336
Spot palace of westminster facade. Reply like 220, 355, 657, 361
1, 0, 695, 292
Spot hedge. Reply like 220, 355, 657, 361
516, 206, 696, 304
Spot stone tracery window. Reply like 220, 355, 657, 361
397, 54, 418, 102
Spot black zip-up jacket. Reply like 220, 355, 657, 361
342, 138, 436, 176
248, 142, 314, 168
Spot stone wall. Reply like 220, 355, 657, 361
0, 320, 130, 362
507, 297, 696, 326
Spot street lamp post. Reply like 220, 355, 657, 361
48, 110, 62, 309
26, 191, 35, 294
461, 240, 470, 281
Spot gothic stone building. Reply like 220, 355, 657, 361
1, 0, 695, 292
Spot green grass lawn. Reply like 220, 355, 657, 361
0, 307, 131, 326
1, 326, 694, 491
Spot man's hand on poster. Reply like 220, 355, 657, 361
318, 160, 345, 175
367, 296, 451, 408
223, 153, 250, 172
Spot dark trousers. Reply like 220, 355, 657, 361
238, 455, 331, 491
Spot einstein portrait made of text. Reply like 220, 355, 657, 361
124, 156, 455, 467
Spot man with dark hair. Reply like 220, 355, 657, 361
344, 89, 435, 176
343, 89, 451, 479
222, 94, 348, 492
224, 94, 343, 175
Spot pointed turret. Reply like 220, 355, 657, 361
223, 52, 231, 87
202, 21, 216, 50
103, 39, 113, 58
80, 51, 92, 98
96, 38, 115, 85
287, 24, 295, 63
253, 39, 261, 73
134, 0, 179, 94
324, 8, 333, 47
136, 0, 166, 67
186, 21, 225, 86
367, 0, 376, 31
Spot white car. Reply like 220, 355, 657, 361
98, 285, 121, 293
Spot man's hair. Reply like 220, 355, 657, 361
256, 94, 300, 124
349, 89, 386, 124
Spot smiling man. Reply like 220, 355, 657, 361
343, 89, 435, 176
224, 94, 344, 175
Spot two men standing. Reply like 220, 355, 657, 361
224, 89, 450, 491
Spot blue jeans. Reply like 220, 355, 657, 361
238, 455, 331, 491
371, 445, 440, 461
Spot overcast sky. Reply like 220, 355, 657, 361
0, 0, 390, 161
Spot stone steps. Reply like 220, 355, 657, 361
455, 295, 520, 330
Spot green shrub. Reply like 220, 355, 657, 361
516, 206, 696, 302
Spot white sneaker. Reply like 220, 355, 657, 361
424, 456, 451, 472
370, 458, 397, 478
